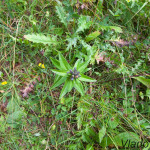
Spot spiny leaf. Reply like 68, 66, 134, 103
55, 4, 67, 27
76, 16, 92, 33
85, 31, 101, 42
24, 34, 57, 45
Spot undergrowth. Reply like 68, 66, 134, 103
0, 0, 150, 149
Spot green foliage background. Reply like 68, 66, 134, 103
0, 0, 150, 149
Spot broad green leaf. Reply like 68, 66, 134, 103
59, 53, 71, 70
79, 74, 96, 82
78, 60, 90, 73
59, 79, 73, 99
24, 34, 57, 45
99, 126, 106, 143
51, 69, 67, 76
133, 76, 150, 88
85, 31, 101, 42
50, 57, 60, 69
74, 79, 84, 96
50, 76, 66, 90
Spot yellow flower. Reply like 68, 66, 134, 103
1, 81, 7, 85
38, 63, 45, 69
126, 0, 131, 2
38, 63, 42, 67
41, 64, 45, 69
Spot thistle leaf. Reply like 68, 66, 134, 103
55, 4, 67, 27
24, 34, 57, 45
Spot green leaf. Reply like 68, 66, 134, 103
24, 34, 57, 45
146, 88, 150, 99
99, 126, 106, 143
86, 144, 94, 150
51, 69, 67, 76
113, 132, 140, 146
109, 26, 122, 33
76, 16, 92, 33
74, 79, 84, 96
77, 60, 90, 73
82, 133, 93, 143
59, 53, 71, 70
50, 57, 60, 69
77, 113, 82, 129
85, 31, 101, 42
59, 79, 73, 99
55, 4, 67, 27
74, 59, 81, 69
133, 76, 150, 88
99, 25, 122, 33
79, 74, 96, 82
50, 76, 66, 90
67, 35, 78, 50
7, 111, 25, 124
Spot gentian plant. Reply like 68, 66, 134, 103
50, 53, 96, 98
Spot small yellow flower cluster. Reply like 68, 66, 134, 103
126, 0, 131, 2
38, 63, 45, 69
1, 81, 7, 85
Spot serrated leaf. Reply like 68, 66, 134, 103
50, 76, 66, 90
24, 34, 57, 45
85, 31, 101, 42
99, 126, 106, 143
133, 76, 150, 88
67, 35, 78, 50
51, 69, 67, 76
76, 16, 92, 33
55, 5, 67, 27
79, 74, 96, 82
